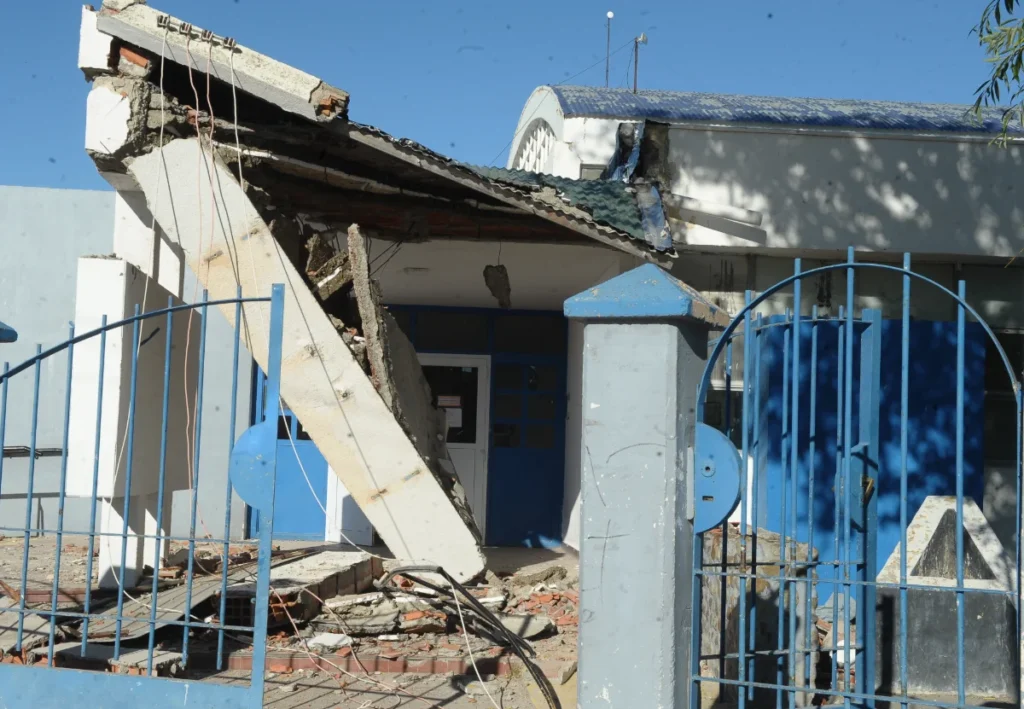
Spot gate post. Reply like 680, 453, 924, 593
565, 264, 729, 709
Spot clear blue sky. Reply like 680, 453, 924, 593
0, 0, 992, 191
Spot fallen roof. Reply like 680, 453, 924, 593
89, 2, 668, 259
547, 85, 1021, 136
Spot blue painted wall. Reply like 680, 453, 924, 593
753, 318, 986, 598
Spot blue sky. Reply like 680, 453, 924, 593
0, 0, 993, 191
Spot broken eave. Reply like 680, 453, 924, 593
85, 1, 669, 263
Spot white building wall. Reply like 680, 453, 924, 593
667, 126, 1024, 259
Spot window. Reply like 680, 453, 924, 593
984, 332, 1023, 462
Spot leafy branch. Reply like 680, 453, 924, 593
974, 0, 1024, 144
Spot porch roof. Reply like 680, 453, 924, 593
87, 2, 666, 261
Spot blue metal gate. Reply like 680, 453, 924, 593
691, 250, 1022, 709
0, 284, 285, 709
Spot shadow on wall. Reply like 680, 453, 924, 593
750, 315, 988, 600
654, 124, 1024, 257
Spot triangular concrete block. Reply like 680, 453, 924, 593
877, 495, 1015, 592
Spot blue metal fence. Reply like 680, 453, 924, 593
0, 285, 285, 709
692, 250, 1022, 709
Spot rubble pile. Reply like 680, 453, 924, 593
0, 543, 580, 687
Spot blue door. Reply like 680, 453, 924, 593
249, 370, 328, 540
486, 314, 567, 547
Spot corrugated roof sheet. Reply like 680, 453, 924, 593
466, 166, 648, 245
549, 85, 1022, 135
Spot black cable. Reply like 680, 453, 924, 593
377, 565, 562, 709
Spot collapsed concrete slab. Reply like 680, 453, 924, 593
126, 138, 486, 581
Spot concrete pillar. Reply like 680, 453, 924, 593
66, 257, 198, 588
565, 263, 729, 709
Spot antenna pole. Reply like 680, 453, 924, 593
633, 38, 639, 93
605, 11, 614, 87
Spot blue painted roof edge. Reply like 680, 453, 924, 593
564, 263, 730, 326
547, 85, 1022, 136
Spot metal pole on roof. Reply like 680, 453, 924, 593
606, 11, 614, 87
633, 32, 647, 94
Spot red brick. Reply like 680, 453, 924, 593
556, 615, 578, 626
564, 590, 579, 604
379, 650, 401, 660
119, 46, 150, 68
402, 610, 427, 622
535, 593, 555, 604
549, 607, 567, 619
336, 646, 352, 658
406, 658, 435, 673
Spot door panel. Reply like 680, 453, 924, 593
419, 355, 490, 536
486, 360, 567, 547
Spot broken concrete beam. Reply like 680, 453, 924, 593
126, 138, 485, 582
93, 3, 348, 122
348, 225, 395, 410
228, 551, 373, 623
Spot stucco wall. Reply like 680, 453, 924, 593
0, 186, 115, 537
0, 186, 250, 541
668, 126, 1024, 259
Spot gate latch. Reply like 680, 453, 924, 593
692, 422, 743, 534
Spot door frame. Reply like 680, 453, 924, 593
417, 352, 491, 538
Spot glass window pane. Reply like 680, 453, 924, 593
494, 315, 565, 354
527, 394, 557, 420
984, 394, 1018, 461
421, 365, 479, 444
277, 415, 291, 440
525, 425, 555, 449
495, 393, 522, 420
416, 311, 489, 352
493, 423, 520, 448
527, 365, 558, 391
495, 364, 522, 390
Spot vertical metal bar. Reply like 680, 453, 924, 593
725, 340, 733, 439
830, 307, 845, 693
955, 279, 966, 708
81, 317, 107, 652
777, 313, 791, 709
0, 363, 6, 654
147, 298, 175, 674
16, 346, 43, 651
738, 292, 753, 709
803, 305, 819, 698
114, 307, 142, 660
843, 248, 855, 704
1015, 387, 1022, 707
899, 254, 911, 707
0, 364, 8, 502
719, 338, 733, 686
748, 312, 763, 700
217, 290, 243, 669
857, 309, 881, 706
47, 324, 76, 665
182, 292, 210, 665
249, 284, 285, 700
789, 262, 802, 706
